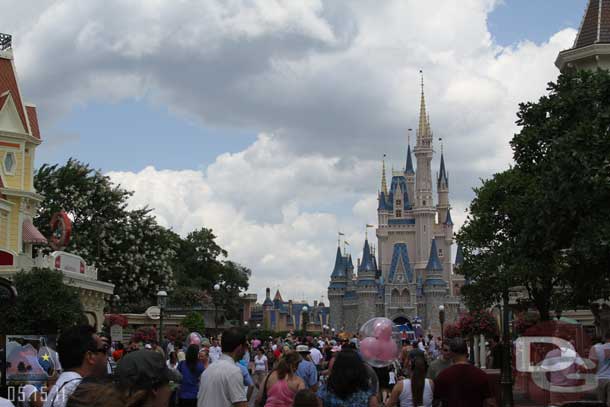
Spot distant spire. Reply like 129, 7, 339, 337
455, 244, 464, 268
331, 246, 346, 278
274, 289, 283, 302
405, 138, 414, 175
417, 70, 428, 143
425, 239, 443, 273
445, 208, 453, 226
381, 155, 388, 195
438, 148, 448, 188
359, 238, 377, 274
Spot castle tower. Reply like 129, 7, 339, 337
423, 239, 449, 334
413, 74, 436, 266
405, 143, 415, 203
262, 287, 273, 330
436, 148, 453, 281
328, 245, 347, 330
556, 0, 610, 71
357, 238, 378, 327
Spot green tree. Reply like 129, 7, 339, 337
0, 268, 85, 334
458, 69, 610, 319
181, 311, 206, 334
34, 159, 177, 306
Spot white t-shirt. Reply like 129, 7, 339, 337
197, 354, 247, 407
592, 342, 610, 379
310, 347, 323, 365
43, 371, 82, 407
209, 345, 222, 363
399, 378, 433, 407
0, 397, 14, 407
254, 355, 268, 371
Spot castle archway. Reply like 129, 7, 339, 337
392, 315, 412, 331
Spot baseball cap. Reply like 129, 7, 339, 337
296, 345, 310, 354
115, 350, 181, 390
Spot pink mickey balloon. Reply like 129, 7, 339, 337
377, 339, 398, 361
373, 318, 393, 341
359, 337, 378, 361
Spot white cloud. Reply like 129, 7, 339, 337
1, 0, 581, 301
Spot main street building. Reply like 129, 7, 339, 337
328, 82, 464, 334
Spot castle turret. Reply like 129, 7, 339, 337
405, 143, 415, 203
556, 0, 610, 71
436, 150, 449, 225
263, 288, 273, 329
328, 245, 347, 330
357, 238, 378, 328
423, 239, 448, 334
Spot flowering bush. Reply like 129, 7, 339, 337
104, 314, 129, 328
132, 326, 157, 343
514, 311, 540, 335
458, 310, 498, 338
444, 323, 461, 339
164, 325, 188, 343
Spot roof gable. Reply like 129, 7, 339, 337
0, 91, 26, 133
388, 243, 413, 283
0, 58, 28, 133
574, 0, 610, 49
25, 105, 40, 139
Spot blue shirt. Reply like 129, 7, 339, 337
316, 383, 373, 407
177, 361, 205, 400
236, 361, 254, 387
296, 359, 318, 388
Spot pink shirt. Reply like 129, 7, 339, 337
265, 379, 296, 407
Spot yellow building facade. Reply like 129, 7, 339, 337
0, 34, 113, 330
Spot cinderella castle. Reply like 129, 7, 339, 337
328, 80, 464, 335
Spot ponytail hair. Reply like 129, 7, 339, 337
410, 354, 428, 406
276, 351, 301, 380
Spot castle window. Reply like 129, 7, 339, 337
4, 152, 15, 175
396, 199, 402, 207
439, 248, 444, 257
395, 210, 402, 217
423, 200, 426, 206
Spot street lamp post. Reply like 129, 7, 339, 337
213, 283, 221, 334
438, 305, 445, 344
157, 290, 168, 345
500, 290, 514, 407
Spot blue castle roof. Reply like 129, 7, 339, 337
445, 209, 453, 226
331, 246, 346, 278
405, 145, 415, 174
438, 152, 448, 188
388, 243, 413, 283
455, 244, 464, 267
425, 239, 443, 272
379, 175, 412, 211
358, 239, 377, 274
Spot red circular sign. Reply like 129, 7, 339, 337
49, 211, 72, 251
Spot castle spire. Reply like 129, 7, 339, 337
381, 155, 388, 195
417, 70, 428, 143
438, 141, 448, 189
405, 139, 414, 174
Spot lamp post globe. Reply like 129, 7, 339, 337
438, 305, 446, 344
156, 290, 168, 344
256, 323, 261, 329
213, 283, 220, 291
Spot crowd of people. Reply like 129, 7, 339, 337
3, 325, 610, 407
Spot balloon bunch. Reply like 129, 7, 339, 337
359, 317, 399, 367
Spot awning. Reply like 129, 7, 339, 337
22, 219, 47, 244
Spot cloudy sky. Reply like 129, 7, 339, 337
1, 0, 587, 303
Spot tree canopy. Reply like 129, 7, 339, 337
457, 69, 610, 319
0, 268, 85, 334
34, 159, 250, 313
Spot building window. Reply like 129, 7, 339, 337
395, 210, 402, 217
439, 248, 444, 257
396, 199, 402, 207
423, 200, 426, 206
4, 152, 15, 175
